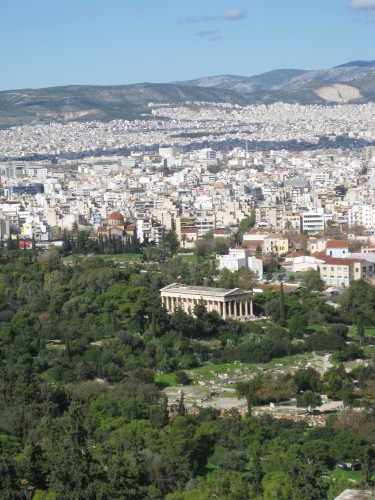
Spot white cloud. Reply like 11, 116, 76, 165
349, 0, 375, 15
349, 0, 375, 8
203, 9, 246, 21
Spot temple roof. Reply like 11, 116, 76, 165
160, 283, 252, 297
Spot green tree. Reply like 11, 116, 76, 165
236, 375, 263, 416
262, 472, 294, 500
293, 367, 321, 392
48, 401, 95, 499
0, 455, 18, 499
288, 313, 308, 338
295, 462, 327, 500
238, 208, 256, 244
301, 269, 325, 293
251, 450, 264, 496
357, 315, 365, 346
151, 393, 169, 430
178, 393, 186, 416
279, 281, 285, 324
296, 390, 322, 413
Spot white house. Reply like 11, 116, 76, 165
325, 240, 349, 258
218, 248, 263, 278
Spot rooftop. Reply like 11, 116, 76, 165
160, 283, 252, 297
326, 239, 349, 248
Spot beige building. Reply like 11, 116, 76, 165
320, 257, 373, 287
160, 284, 253, 320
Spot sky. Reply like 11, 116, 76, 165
0, 0, 374, 90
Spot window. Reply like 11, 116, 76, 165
370, 266, 373, 272
344, 268, 348, 274
337, 267, 341, 271
331, 267, 334, 272
356, 268, 359, 272
363, 267, 367, 272
323, 267, 327, 271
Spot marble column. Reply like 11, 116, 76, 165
245, 299, 249, 317
250, 298, 253, 316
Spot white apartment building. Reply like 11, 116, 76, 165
195, 214, 215, 237
25, 167, 48, 178
302, 209, 325, 233
348, 205, 375, 229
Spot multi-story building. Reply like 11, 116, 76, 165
281, 212, 301, 233
302, 209, 325, 233
263, 233, 289, 256
218, 247, 263, 277
176, 213, 196, 239
320, 257, 373, 287
195, 213, 215, 238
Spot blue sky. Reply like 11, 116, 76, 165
0, 0, 374, 90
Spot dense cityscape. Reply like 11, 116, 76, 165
2, 0, 375, 496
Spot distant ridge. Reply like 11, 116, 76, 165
334, 60, 375, 68
0, 61, 374, 128
173, 60, 375, 93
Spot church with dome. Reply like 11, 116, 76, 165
97, 211, 136, 242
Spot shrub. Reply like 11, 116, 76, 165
328, 324, 348, 339
305, 331, 345, 353
175, 371, 190, 385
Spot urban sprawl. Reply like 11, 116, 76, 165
1, 101, 375, 289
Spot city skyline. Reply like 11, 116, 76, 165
0, 0, 374, 91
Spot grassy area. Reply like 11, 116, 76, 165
331, 466, 375, 483
155, 373, 177, 387
45, 345, 65, 351
305, 323, 325, 334
180, 255, 198, 264
349, 326, 375, 340
64, 254, 142, 264
187, 362, 256, 382
264, 353, 314, 370
159, 353, 315, 388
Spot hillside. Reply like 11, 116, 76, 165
243, 73, 375, 105
0, 62, 374, 128
0, 83, 253, 128
173, 61, 375, 93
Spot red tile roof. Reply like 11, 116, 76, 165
326, 240, 349, 249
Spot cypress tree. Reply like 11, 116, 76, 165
98, 234, 104, 254
152, 394, 169, 429
177, 392, 186, 416
7, 236, 13, 251
279, 281, 285, 323
251, 450, 264, 496
357, 315, 365, 346
31, 234, 36, 252
151, 305, 157, 336
65, 338, 71, 360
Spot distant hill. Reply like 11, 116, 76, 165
335, 60, 375, 68
0, 83, 253, 128
173, 61, 375, 93
242, 73, 375, 106
0, 61, 374, 128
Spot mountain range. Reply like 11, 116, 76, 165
0, 61, 374, 129
172, 60, 375, 93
